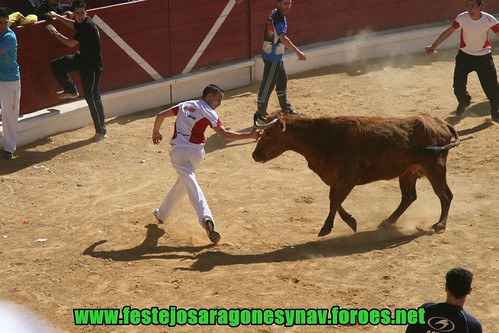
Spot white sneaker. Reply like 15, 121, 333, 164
92, 133, 107, 142
203, 218, 221, 244
152, 208, 163, 224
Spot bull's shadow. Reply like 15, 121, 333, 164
185, 227, 433, 272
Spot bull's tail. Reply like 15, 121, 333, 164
424, 122, 460, 153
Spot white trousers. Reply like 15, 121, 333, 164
0, 80, 21, 153
157, 145, 214, 227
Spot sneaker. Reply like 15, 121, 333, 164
455, 102, 470, 116
152, 208, 163, 224
203, 218, 221, 244
3, 151, 13, 160
92, 133, 107, 142
282, 107, 300, 117
253, 112, 268, 127
56, 90, 79, 100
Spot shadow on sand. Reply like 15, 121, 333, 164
0, 137, 93, 176
82, 224, 214, 262
83, 224, 433, 272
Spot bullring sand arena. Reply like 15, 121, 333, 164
1, 46, 498, 332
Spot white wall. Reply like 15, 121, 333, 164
2, 21, 466, 148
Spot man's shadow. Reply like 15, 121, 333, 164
83, 224, 431, 271
446, 101, 495, 127
82, 224, 213, 261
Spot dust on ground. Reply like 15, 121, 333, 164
1, 46, 498, 333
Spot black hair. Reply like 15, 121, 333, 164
0, 7, 9, 19
475, 0, 484, 6
446, 267, 473, 299
72, 1, 87, 9
202, 84, 224, 97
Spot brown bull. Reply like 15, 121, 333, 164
252, 114, 460, 236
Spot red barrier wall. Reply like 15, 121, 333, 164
10, 0, 499, 115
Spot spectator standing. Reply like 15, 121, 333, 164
23, 0, 42, 16
35, 0, 72, 21
0, 7, 21, 160
425, 0, 499, 122
253, 0, 306, 127
405, 267, 482, 333
45, 0, 107, 142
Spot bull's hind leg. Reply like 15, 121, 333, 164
319, 185, 355, 237
319, 211, 336, 237
425, 163, 453, 233
379, 172, 418, 228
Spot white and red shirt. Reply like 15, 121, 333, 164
453, 11, 499, 56
170, 99, 222, 149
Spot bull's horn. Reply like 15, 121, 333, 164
255, 118, 278, 129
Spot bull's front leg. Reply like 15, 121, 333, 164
318, 186, 353, 236
338, 206, 357, 233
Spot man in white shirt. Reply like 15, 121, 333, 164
425, 0, 499, 122
151, 84, 261, 244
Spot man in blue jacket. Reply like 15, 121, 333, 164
253, 0, 306, 127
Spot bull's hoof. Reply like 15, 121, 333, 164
378, 219, 396, 229
345, 217, 357, 233
318, 227, 332, 237
431, 223, 446, 234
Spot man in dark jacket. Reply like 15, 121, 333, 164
35, 0, 72, 20
45, 0, 107, 142
406, 267, 482, 333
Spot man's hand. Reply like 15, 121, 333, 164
250, 128, 262, 140
425, 45, 437, 54
45, 24, 58, 36
62, 11, 74, 19
152, 131, 163, 145
46, 11, 59, 20
297, 51, 307, 61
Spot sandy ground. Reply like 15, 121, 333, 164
1, 46, 498, 333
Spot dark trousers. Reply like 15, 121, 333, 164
453, 50, 499, 112
257, 60, 291, 116
50, 53, 107, 134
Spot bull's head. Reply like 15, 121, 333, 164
252, 116, 288, 163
